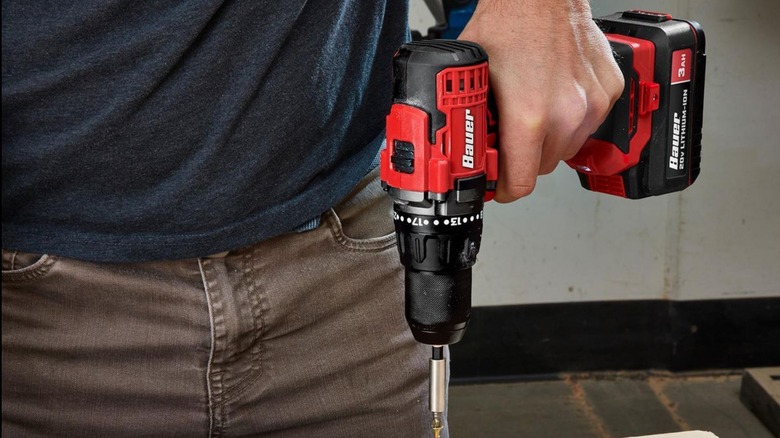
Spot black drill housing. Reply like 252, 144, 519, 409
394, 203, 483, 346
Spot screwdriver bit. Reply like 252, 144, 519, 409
430, 346, 445, 437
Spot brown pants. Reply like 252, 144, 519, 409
2, 169, 448, 437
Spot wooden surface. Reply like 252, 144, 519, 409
450, 373, 774, 438
626, 431, 718, 437
740, 368, 780, 438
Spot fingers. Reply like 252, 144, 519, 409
494, 81, 602, 202
493, 108, 545, 203
459, 3, 626, 203
538, 83, 589, 175
501, 56, 625, 198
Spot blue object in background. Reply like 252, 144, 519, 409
442, 0, 477, 38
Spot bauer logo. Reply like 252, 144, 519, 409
463, 109, 475, 169
669, 90, 689, 171
668, 49, 693, 176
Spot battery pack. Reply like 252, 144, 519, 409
566, 10, 706, 199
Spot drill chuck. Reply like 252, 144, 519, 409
406, 269, 472, 345
392, 200, 483, 345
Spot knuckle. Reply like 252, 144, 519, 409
497, 179, 536, 202
562, 144, 581, 161
517, 112, 546, 134
571, 88, 589, 118
588, 90, 612, 124
609, 83, 624, 103
564, 109, 587, 135
539, 160, 559, 175
564, 132, 591, 160
608, 67, 625, 100
556, 90, 588, 133
508, 179, 536, 198
592, 90, 611, 116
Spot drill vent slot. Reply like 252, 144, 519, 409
439, 64, 489, 107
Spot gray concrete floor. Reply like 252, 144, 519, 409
449, 373, 775, 438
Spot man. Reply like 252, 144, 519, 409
2, 0, 622, 436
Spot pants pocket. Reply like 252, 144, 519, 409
325, 208, 396, 252
1, 249, 58, 283
325, 169, 396, 252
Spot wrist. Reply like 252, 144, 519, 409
473, 0, 592, 19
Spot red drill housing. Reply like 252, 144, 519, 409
381, 49, 497, 200
380, 41, 494, 346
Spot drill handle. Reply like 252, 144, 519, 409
485, 90, 499, 200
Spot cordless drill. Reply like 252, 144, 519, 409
380, 10, 706, 435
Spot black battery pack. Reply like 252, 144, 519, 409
567, 10, 706, 199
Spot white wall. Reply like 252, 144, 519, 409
409, 0, 780, 305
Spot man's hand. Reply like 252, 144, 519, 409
459, 0, 624, 202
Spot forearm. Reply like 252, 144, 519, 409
474, 0, 592, 17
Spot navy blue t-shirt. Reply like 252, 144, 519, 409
2, 1, 408, 261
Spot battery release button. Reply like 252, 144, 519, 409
639, 81, 661, 115
622, 10, 672, 23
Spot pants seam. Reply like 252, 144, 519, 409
198, 258, 217, 438
213, 247, 265, 405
